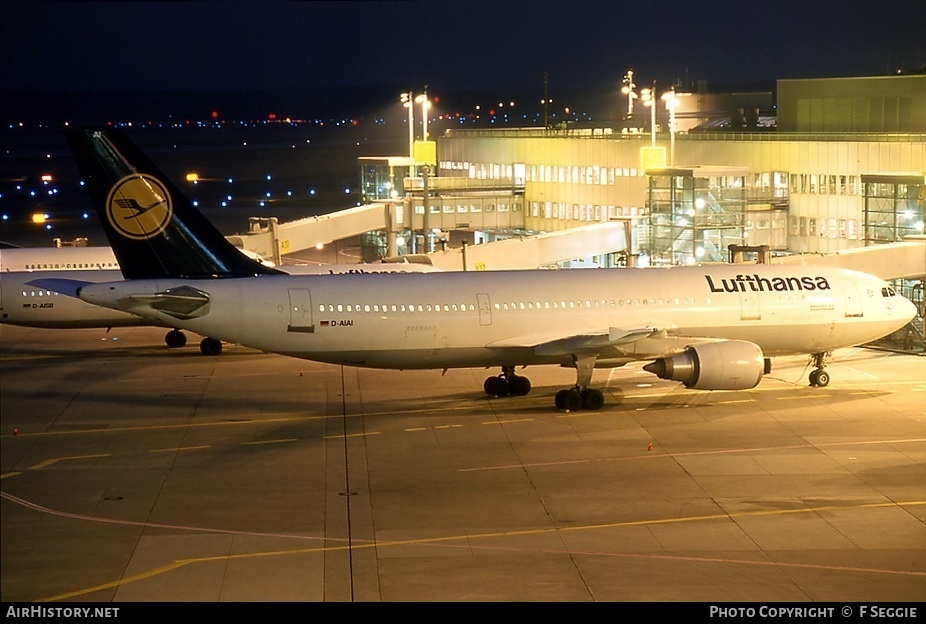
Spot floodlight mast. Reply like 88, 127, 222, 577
400, 91, 415, 158
641, 81, 657, 148
621, 69, 638, 117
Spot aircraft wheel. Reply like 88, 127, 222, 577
165, 329, 186, 349
508, 375, 531, 396
555, 388, 582, 411
200, 337, 223, 356
582, 388, 605, 410
484, 375, 509, 397
814, 370, 830, 387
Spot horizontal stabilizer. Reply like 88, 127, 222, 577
26, 278, 93, 298
122, 286, 211, 320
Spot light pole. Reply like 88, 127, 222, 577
620, 69, 638, 117
662, 86, 678, 165
414, 90, 432, 252
400, 91, 415, 158
415, 91, 431, 140
641, 82, 657, 147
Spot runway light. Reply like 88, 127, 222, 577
185, 173, 199, 182
31, 213, 46, 224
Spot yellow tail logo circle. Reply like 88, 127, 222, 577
106, 174, 173, 240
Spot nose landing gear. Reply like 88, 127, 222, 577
808, 352, 831, 387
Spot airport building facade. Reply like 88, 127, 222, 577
429, 75, 924, 267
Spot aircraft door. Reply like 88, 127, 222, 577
287, 288, 315, 333
476, 292, 492, 326
839, 279, 864, 317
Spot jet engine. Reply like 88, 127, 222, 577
643, 340, 764, 390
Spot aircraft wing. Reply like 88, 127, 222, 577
487, 326, 662, 356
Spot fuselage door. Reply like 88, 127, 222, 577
476, 292, 492, 326
839, 279, 864, 318
288, 288, 314, 332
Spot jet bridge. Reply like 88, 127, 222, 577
226, 202, 633, 271
768, 240, 926, 281
226, 202, 404, 264
410, 222, 632, 271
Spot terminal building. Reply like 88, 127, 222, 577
424, 74, 925, 263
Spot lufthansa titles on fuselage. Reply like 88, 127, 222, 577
705, 274, 831, 294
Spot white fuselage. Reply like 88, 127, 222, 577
77, 264, 916, 370
1, 269, 149, 328
0, 253, 437, 329
0, 246, 121, 273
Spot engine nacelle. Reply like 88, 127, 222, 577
642, 340, 764, 390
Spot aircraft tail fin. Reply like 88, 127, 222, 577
65, 127, 282, 280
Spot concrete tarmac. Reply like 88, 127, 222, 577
1, 324, 924, 603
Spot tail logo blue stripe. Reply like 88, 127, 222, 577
105, 174, 173, 240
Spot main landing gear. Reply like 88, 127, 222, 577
165, 329, 187, 348
554, 386, 604, 411
554, 353, 604, 410
484, 365, 532, 397
483, 354, 607, 411
164, 329, 223, 356
808, 351, 831, 387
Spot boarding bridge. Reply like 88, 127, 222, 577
227, 201, 632, 270
226, 203, 403, 264
768, 240, 926, 281
409, 222, 631, 271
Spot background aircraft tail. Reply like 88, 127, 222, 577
65, 127, 282, 279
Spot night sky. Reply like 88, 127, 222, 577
2, 0, 924, 97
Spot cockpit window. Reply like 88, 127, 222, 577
881, 287, 897, 297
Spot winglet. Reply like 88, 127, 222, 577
64, 127, 283, 280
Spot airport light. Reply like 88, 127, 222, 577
620, 69, 638, 117
641, 83, 657, 148
400, 91, 415, 158
415, 92, 431, 140
662, 86, 678, 165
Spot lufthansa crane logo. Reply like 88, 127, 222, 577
106, 174, 173, 240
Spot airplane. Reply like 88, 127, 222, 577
1, 231, 439, 355
0, 244, 122, 272
0, 244, 270, 353
29, 126, 916, 410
